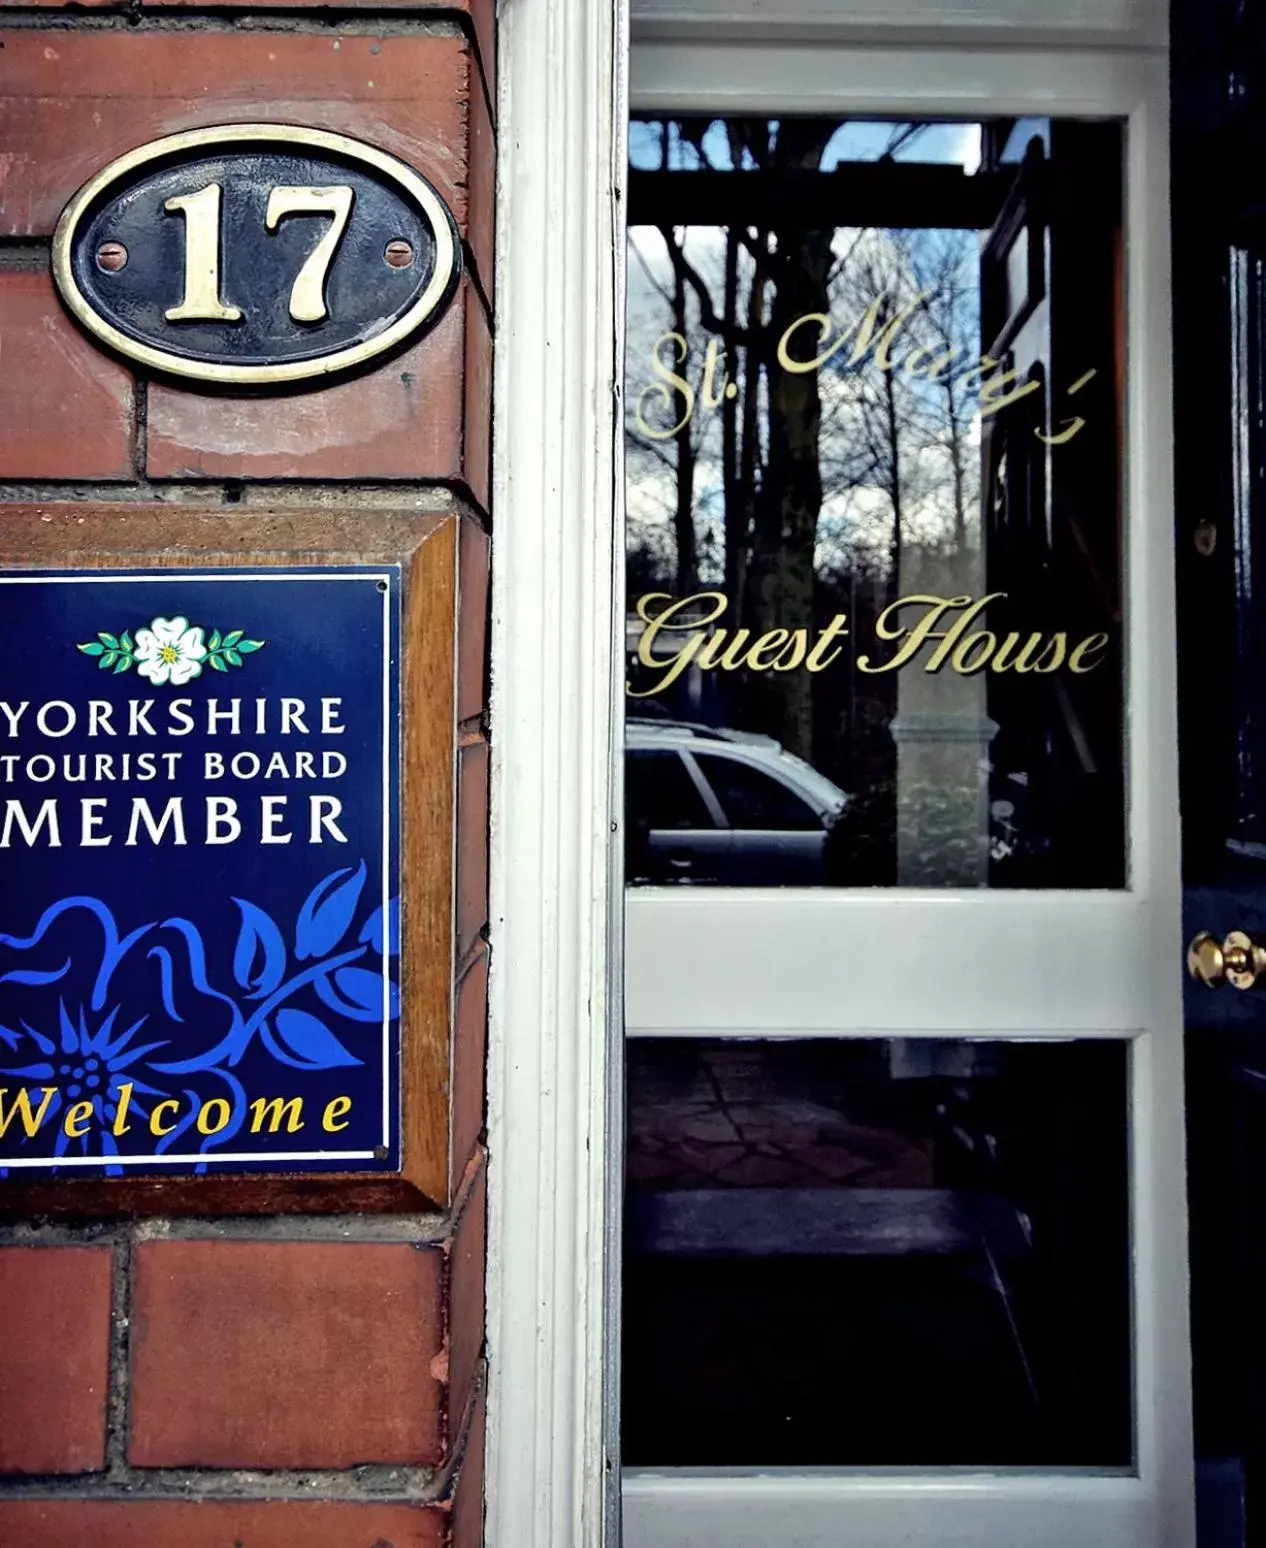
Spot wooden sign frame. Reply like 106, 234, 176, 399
0, 504, 465, 1215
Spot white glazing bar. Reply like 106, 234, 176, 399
627, 891, 1157, 1035
623, 1472, 1153, 1548
629, 0, 1166, 49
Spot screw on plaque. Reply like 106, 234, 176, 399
96, 241, 128, 272
384, 240, 415, 269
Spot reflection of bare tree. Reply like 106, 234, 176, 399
626, 114, 1126, 890
660, 226, 698, 593
723, 203, 765, 616
818, 228, 982, 588
918, 231, 981, 554
744, 119, 837, 758
825, 236, 930, 606
626, 119, 983, 769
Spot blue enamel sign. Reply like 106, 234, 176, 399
0, 568, 401, 1178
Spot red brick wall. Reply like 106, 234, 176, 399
0, 5, 493, 1543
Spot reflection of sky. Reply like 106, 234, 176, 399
823, 122, 981, 172
625, 115, 992, 590
625, 215, 984, 589
629, 118, 983, 174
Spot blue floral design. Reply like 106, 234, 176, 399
0, 865, 398, 1175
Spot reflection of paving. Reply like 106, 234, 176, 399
629, 1186, 1031, 1257
627, 1043, 933, 1190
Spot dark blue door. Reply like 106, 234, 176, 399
1175, 7, 1266, 1542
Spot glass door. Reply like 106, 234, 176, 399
620, 40, 1192, 1548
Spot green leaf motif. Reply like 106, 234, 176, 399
79, 622, 265, 678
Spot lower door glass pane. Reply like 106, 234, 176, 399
622, 1037, 1132, 1469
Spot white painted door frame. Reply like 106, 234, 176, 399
486, 4, 1185, 1548
484, 0, 626, 1546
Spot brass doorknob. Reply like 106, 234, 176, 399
1187, 930, 1266, 990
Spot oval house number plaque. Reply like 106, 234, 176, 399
51, 124, 461, 387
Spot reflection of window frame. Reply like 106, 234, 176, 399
980, 136, 1048, 360
678, 752, 729, 827
627, 746, 725, 830
690, 749, 821, 832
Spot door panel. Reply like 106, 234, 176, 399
621, 42, 1189, 1548
627, 893, 1154, 1033
1174, 3, 1266, 1541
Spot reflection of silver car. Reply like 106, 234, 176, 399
625, 719, 849, 885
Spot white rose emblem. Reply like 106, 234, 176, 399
133, 616, 209, 687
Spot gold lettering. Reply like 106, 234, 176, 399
635, 333, 695, 441
805, 614, 850, 672
1038, 368, 1097, 446
625, 590, 1101, 684
951, 631, 998, 675
776, 311, 838, 374
765, 303, 1098, 440
955, 356, 1000, 397
777, 293, 886, 375
717, 631, 755, 671
1031, 634, 1068, 673
1037, 416, 1086, 446
873, 292, 931, 372
978, 366, 1042, 420
924, 595, 1002, 672
694, 628, 747, 671
1069, 632, 1111, 673
858, 594, 1007, 675
701, 338, 731, 409
774, 630, 810, 670
630, 591, 727, 696
990, 631, 1052, 673
859, 596, 961, 675
746, 630, 791, 670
